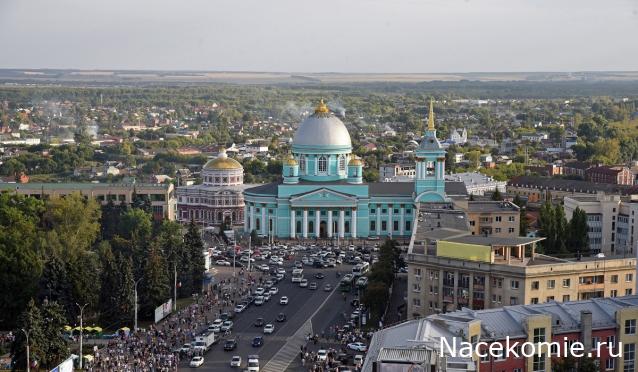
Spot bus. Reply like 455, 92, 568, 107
352, 262, 370, 277
291, 268, 304, 283
339, 274, 354, 292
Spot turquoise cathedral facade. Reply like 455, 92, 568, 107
243, 100, 463, 239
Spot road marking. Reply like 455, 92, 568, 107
261, 287, 337, 372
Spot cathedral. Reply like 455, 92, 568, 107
243, 100, 465, 239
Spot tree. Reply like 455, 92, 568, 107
568, 207, 590, 255
140, 244, 170, 318
11, 299, 44, 371
362, 281, 389, 323
98, 242, 121, 325
37, 254, 73, 314
40, 301, 69, 368
519, 207, 529, 237
184, 220, 205, 294
490, 188, 503, 201
554, 204, 568, 255
538, 202, 555, 254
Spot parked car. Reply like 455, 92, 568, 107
230, 355, 242, 368
216, 260, 231, 266
189, 356, 204, 367
224, 339, 237, 351
347, 342, 368, 352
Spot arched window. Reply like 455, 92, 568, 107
318, 156, 327, 173
217, 212, 222, 221
288, 168, 294, 177
309, 220, 314, 233
426, 161, 435, 175
299, 155, 306, 173
339, 155, 346, 172
256, 218, 260, 230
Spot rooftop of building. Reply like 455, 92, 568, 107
363, 295, 638, 372
466, 200, 519, 213
445, 172, 506, 185
0, 181, 172, 191
508, 175, 638, 195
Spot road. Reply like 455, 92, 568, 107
181, 263, 354, 371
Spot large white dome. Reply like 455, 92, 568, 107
292, 100, 352, 150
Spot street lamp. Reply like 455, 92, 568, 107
134, 278, 143, 332
76, 303, 88, 370
19, 328, 29, 372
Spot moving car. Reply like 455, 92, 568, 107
254, 296, 265, 306
317, 349, 328, 361
230, 355, 242, 368
221, 320, 233, 332
276, 313, 286, 322
277, 268, 286, 275
279, 296, 289, 305
252, 336, 264, 347
254, 287, 265, 296
309, 282, 317, 290
234, 304, 246, 313
180, 343, 192, 354
314, 272, 325, 279
254, 317, 265, 327
269, 287, 279, 295
299, 279, 309, 288
324, 283, 332, 291
224, 339, 237, 351
347, 342, 368, 352
247, 355, 260, 372
263, 324, 275, 334
189, 356, 204, 368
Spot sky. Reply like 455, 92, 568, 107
1, 0, 637, 73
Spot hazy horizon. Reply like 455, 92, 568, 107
1, 0, 637, 73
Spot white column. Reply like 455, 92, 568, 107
388, 205, 394, 238
261, 206, 267, 235
244, 205, 248, 232
327, 210, 333, 238
339, 209, 345, 238
315, 210, 321, 237
376, 206, 381, 236
400, 206, 405, 235
416, 161, 421, 179
303, 209, 308, 238
290, 209, 295, 238
250, 205, 255, 231
351, 209, 357, 238
314, 156, 318, 176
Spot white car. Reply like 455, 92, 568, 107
279, 296, 289, 305
230, 355, 242, 368
269, 287, 279, 295
221, 320, 233, 332
234, 304, 246, 313
276, 268, 286, 275
254, 296, 265, 306
247, 355, 260, 372
190, 356, 204, 367
254, 287, 265, 296
216, 260, 231, 266
317, 349, 327, 361
347, 342, 368, 352
209, 319, 223, 332
263, 292, 271, 301
263, 324, 275, 334
299, 279, 308, 288
354, 355, 364, 366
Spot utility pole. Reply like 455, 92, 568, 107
248, 235, 252, 273
232, 237, 236, 277
173, 262, 177, 312
134, 278, 142, 332
76, 303, 88, 370
20, 328, 29, 372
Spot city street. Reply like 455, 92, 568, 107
180, 263, 355, 371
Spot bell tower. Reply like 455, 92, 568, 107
414, 99, 447, 202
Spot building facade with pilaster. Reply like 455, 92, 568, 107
243, 100, 457, 239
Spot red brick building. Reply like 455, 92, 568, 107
586, 166, 634, 185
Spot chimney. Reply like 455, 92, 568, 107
580, 310, 592, 351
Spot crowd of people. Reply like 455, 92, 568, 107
86, 271, 264, 371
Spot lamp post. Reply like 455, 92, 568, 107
76, 303, 88, 370
173, 262, 177, 312
20, 328, 29, 372
134, 278, 142, 332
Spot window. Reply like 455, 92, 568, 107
562, 295, 570, 302
308, 221, 314, 234
412, 298, 421, 307
547, 280, 555, 289
511, 280, 519, 289
605, 358, 615, 370
509, 216, 516, 222
607, 336, 616, 348
611, 290, 618, 297
318, 156, 327, 173
533, 327, 546, 343
532, 354, 545, 372
626, 273, 633, 282
381, 221, 387, 231
414, 268, 422, 276
495, 216, 502, 222
625, 319, 636, 335
624, 343, 635, 372
338, 155, 346, 172
405, 221, 411, 231
627, 288, 633, 296
299, 155, 306, 173
531, 281, 539, 290
495, 228, 501, 233
562, 279, 571, 288
393, 221, 399, 231
546, 296, 554, 302
510, 297, 518, 305
412, 283, 421, 292
531, 297, 539, 304
492, 278, 503, 288
508, 227, 515, 233
370, 221, 376, 231
371, 208, 376, 214
592, 337, 601, 350
611, 275, 618, 283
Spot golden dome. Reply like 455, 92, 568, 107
348, 157, 363, 166
283, 154, 298, 166
204, 148, 242, 170
314, 99, 330, 114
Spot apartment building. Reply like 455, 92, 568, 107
564, 193, 638, 256
507, 175, 638, 203
455, 200, 520, 237
0, 181, 176, 220
445, 172, 506, 196
364, 296, 638, 372
407, 204, 636, 319
586, 166, 634, 186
